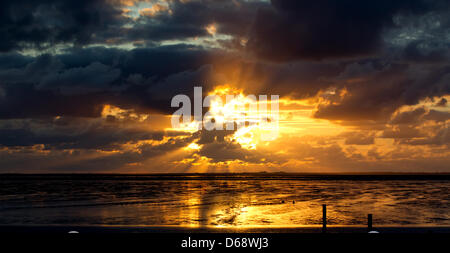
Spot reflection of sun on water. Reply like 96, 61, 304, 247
175, 180, 328, 228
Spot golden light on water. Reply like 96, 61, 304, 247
145, 179, 434, 228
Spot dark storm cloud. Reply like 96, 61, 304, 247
126, 0, 267, 42
398, 126, 450, 146
313, 61, 450, 122
381, 121, 450, 147
0, 117, 168, 150
0, 0, 268, 51
0, 44, 313, 121
246, 0, 442, 61
215, 58, 345, 99
0, 131, 195, 172
342, 132, 375, 145
37, 62, 122, 95
0, 84, 106, 119
1, 0, 447, 62
228, 0, 450, 123
388, 107, 450, 126
380, 126, 425, 139
198, 141, 262, 163
209, 54, 447, 124
51, 131, 197, 172
390, 107, 427, 125
424, 110, 450, 122
378, 106, 450, 146
0, 48, 447, 125
0, 44, 214, 118
436, 98, 448, 107
0, 53, 33, 68
0, 0, 125, 52
402, 41, 450, 63
0, 0, 447, 123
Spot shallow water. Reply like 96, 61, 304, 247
0, 174, 449, 226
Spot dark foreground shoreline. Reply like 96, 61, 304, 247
1, 225, 448, 252
1, 225, 450, 233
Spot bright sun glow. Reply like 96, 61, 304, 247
186, 142, 201, 150
188, 85, 278, 150
170, 85, 349, 154
205, 86, 274, 149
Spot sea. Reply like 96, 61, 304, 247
0, 174, 449, 227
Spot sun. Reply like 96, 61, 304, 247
185, 142, 201, 150
231, 124, 260, 149
193, 85, 279, 150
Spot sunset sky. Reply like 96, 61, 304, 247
0, 0, 449, 173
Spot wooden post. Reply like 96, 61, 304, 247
368, 214, 373, 230
322, 204, 327, 233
